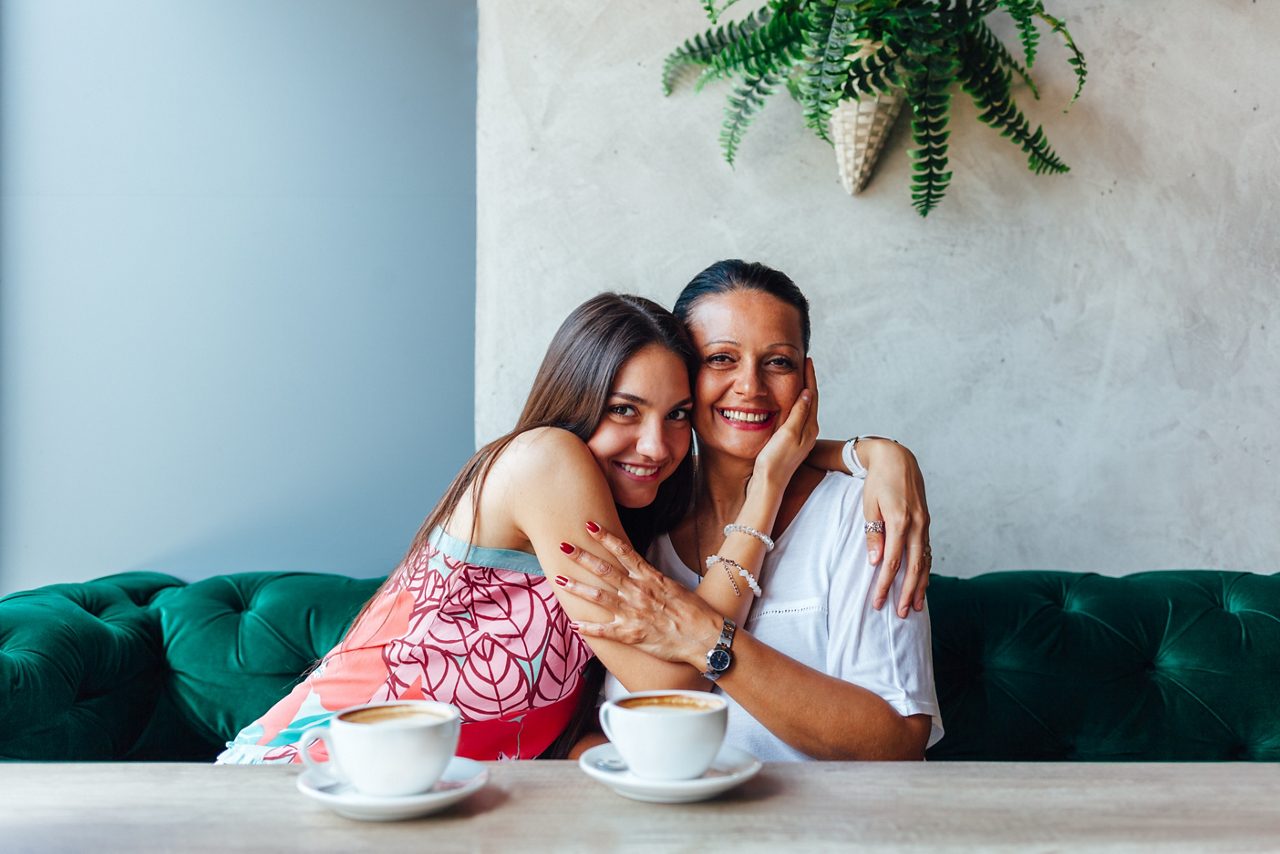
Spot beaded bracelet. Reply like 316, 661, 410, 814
723, 523, 775, 552
705, 555, 762, 597
705, 555, 740, 597
841, 435, 900, 480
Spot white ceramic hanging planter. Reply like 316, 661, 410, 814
829, 41, 904, 195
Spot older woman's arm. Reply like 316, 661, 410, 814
559, 521, 937, 760
809, 437, 932, 617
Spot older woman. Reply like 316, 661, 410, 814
559, 261, 942, 760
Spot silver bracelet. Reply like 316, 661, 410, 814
705, 555, 762, 597
723, 523, 775, 552
841, 435, 899, 480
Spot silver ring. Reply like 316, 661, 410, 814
864, 520, 885, 535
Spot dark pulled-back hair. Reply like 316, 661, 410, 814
673, 259, 811, 353
345, 293, 696, 759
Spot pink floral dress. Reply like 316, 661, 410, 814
216, 529, 592, 763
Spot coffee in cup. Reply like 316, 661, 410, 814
299, 700, 461, 797
599, 690, 728, 780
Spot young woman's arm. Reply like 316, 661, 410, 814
808, 437, 932, 617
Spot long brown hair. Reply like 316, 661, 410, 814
344, 293, 696, 756
404, 292, 696, 561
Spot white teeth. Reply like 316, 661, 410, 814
719, 409, 770, 423
619, 463, 659, 477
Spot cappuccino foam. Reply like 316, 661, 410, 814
339, 705, 448, 726
617, 694, 721, 714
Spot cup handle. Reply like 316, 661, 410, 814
298, 730, 341, 779
599, 704, 615, 744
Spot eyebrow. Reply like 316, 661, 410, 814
610, 392, 694, 408
702, 338, 801, 352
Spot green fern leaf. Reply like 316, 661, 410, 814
958, 30, 1069, 175
702, 9, 807, 83
843, 41, 902, 100
901, 48, 959, 216
721, 72, 781, 166
663, 8, 774, 96
1038, 10, 1087, 104
998, 0, 1044, 67
973, 21, 1038, 98
798, 1, 861, 143
702, 0, 746, 24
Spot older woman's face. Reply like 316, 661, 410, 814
685, 289, 807, 462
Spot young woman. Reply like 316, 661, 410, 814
219, 290, 931, 764
559, 261, 943, 761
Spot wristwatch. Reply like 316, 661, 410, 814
703, 617, 737, 682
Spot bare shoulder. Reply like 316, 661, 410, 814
493, 426, 599, 488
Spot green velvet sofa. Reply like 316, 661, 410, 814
2, 570, 1278, 761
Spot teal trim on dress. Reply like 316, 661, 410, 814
428, 527, 545, 576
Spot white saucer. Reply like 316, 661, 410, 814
296, 756, 488, 821
578, 743, 761, 804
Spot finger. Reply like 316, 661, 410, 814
553, 574, 620, 611
803, 358, 820, 442
879, 509, 906, 609
561, 541, 623, 584
896, 554, 924, 619
584, 522, 642, 576
915, 571, 931, 611
569, 620, 618, 641
779, 388, 813, 440
914, 538, 933, 611
864, 499, 886, 567
805, 358, 818, 417
871, 556, 895, 612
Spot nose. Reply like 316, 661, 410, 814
635, 416, 669, 462
733, 362, 764, 398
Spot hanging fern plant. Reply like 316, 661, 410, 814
664, 0, 1087, 216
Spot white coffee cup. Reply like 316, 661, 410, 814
599, 689, 728, 780
299, 700, 461, 797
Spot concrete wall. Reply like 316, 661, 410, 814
0, 0, 477, 594
477, 1, 1280, 576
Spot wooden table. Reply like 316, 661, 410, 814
1, 761, 1277, 852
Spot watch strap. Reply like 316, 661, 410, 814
703, 617, 737, 682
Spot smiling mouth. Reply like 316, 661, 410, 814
615, 461, 661, 481
716, 408, 777, 430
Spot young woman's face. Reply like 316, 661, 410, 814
586, 343, 693, 508
685, 289, 807, 462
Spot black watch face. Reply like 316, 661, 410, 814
708, 648, 732, 673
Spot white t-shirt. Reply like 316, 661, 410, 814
605, 471, 944, 761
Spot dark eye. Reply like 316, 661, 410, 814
667, 407, 691, 422
767, 356, 796, 370
608, 404, 637, 417
706, 353, 734, 366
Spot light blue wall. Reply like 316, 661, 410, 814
0, 1, 477, 593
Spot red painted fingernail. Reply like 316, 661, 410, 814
559, 542, 574, 554
554, 575, 569, 587
586, 520, 600, 534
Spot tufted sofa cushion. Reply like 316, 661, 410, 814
0, 572, 381, 760
926, 571, 1280, 760
2, 569, 1277, 760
